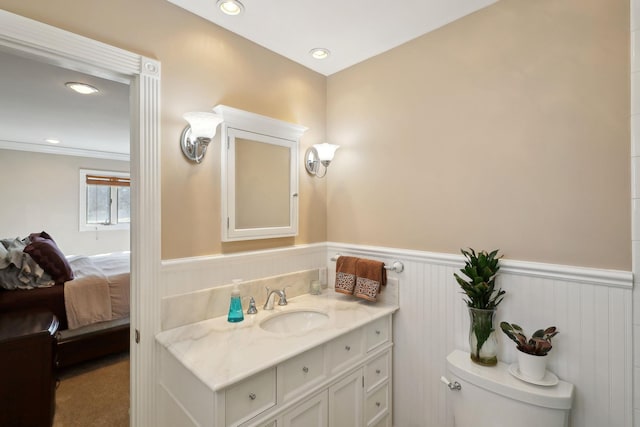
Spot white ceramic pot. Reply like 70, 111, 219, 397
517, 351, 547, 381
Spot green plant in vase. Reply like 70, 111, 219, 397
454, 248, 505, 366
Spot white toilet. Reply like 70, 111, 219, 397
445, 349, 574, 427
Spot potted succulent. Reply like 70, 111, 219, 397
453, 248, 505, 366
500, 322, 558, 380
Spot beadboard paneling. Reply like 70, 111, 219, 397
327, 243, 633, 427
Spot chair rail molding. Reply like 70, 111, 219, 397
327, 242, 633, 288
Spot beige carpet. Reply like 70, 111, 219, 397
53, 352, 130, 427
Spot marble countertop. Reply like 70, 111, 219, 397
155, 289, 399, 392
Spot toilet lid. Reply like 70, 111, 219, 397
446, 350, 574, 410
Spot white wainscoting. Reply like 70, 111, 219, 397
326, 243, 633, 427
160, 242, 633, 427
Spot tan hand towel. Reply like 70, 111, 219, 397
354, 259, 386, 302
335, 256, 358, 295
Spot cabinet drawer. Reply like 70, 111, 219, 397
364, 351, 390, 392
279, 345, 326, 402
326, 328, 364, 374
369, 413, 390, 427
365, 316, 389, 353
365, 382, 389, 425
226, 368, 276, 426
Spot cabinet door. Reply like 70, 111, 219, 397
282, 391, 327, 427
328, 369, 364, 427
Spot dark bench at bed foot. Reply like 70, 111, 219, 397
0, 309, 59, 427
56, 317, 129, 368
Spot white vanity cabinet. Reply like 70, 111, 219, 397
245, 315, 392, 427
159, 313, 393, 427
242, 315, 393, 427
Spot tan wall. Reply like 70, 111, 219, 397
0, 0, 630, 269
0, 150, 130, 255
0, 0, 327, 260
326, 0, 631, 270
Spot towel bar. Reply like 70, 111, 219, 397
329, 254, 404, 273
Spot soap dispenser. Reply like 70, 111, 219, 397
227, 285, 244, 323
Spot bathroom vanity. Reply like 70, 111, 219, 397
156, 291, 397, 427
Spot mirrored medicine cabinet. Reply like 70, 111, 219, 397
214, 105, 307, 242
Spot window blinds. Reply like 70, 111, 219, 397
85, 174, 130, 187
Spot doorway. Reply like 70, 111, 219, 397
0, 9, 161, 426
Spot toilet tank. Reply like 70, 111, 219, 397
445, 350, 574, 427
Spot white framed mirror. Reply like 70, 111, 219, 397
215, 105, 307, 241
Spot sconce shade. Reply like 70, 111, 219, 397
181, 112, 224, 163
313, 143, 339, 162
183, 112, 223, 141
305, 143, 339, 178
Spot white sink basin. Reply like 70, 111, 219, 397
260, 309, 329, 334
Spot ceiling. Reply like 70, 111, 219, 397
0, 50, 130, 159
167, 0, 497, 76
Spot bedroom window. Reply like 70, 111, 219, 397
79, 169, 130, 231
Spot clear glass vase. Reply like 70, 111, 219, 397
468, 307, 498, 366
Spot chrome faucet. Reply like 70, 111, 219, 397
263, 287, 288, 310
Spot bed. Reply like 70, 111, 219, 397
0, 232, 130, 367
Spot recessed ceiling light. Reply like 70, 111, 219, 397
65, 82, 99, 95
45, 138, 60, 144
217, 0, 244, 16
309, 48, 330, 60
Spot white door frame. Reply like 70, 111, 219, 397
0, 10, 161, 426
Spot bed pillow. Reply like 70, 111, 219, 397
24, 235, 74, 284
29, 231, 56, 244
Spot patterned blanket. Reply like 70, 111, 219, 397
0, 238, 54, 290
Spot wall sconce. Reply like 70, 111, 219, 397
305, 143, 339, 178
180, 112, 224, 164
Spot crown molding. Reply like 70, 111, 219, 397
0, 139, 130, 161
